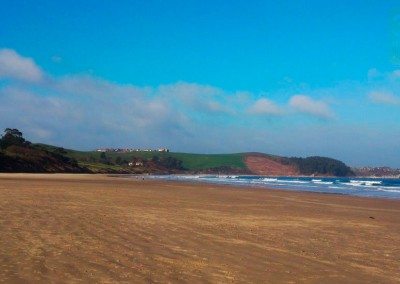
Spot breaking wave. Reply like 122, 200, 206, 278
148, 175, 400, 199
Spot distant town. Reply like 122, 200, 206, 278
96, 148, 170, 153
352, 166, 400, 178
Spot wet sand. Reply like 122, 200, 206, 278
0, 174, 399, 283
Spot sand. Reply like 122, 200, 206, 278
0, 174, 399, 283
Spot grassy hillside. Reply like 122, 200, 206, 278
33, 144, 353, 176
0, 145, 87, 173
1, 129, 353, 176
108, 152, 247, 170
35, 144, 247, 172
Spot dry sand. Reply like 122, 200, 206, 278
0, 174, 399, 283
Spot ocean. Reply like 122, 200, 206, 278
150, 175, 400, 199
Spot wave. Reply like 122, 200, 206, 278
313, 181, 334, 185
348, 180, 382, 186
147, 175, 400, 199
226, 175, 239, 179
263, 178, 278, 182
376, 188, 400, 193
328, 186, 343, 189
278, 180, 309, 184
310, 179, 334, 185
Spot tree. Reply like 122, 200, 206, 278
99, 152, 110, 164
4, 128, 23, 138
115, 156, 122, 165
53, 147, 67, 155
157, 156, 183, 170
289, 156, 353, 176
0, 128, 28, 149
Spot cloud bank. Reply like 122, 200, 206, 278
0, 48, 43, 82
289, 95, 333, 119
247, 98, 283, 115
1, 49, 400, 166
369, 91, 400, 106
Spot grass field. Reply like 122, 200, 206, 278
36, 144, 247, 171
77, 151, 246, 170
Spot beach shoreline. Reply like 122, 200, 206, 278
0, 173, 399, 283
145, 174, 400, 200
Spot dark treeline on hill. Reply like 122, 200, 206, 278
0, 128, 86, 173
151, 156, 184, 171
0, 128, 184, 174
288, 156, 354, 176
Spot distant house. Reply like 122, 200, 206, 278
128, 161, 144, 167
96, 147, 170, 153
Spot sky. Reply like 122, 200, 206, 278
0, 0, 400, 167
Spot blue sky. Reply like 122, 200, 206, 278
0, 0, 400, 167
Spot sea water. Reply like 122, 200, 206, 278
149, 175, 400, 199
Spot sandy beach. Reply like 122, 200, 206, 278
0, 174, 399, 283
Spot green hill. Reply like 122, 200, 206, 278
0, 129, 87, 173
1, 128, 353, 176
33, 144, 353, 176
35, 144, 247, 173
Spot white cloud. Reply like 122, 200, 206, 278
0, 49, 43, 82
247, 98, 283, 115
369, 91, 400, 106
157, 82, 231, 114
289, 95, 333, 119
0, 75, 196, 148
54, 74, 150, 97
1, 48, 400, 165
